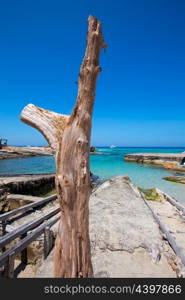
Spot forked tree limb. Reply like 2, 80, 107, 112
20, 16, 105, 278
21, 104, 69, 150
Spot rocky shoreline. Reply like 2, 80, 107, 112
124, 152, 185, 172
0, 146, 53, 160
0, 146, 103, 160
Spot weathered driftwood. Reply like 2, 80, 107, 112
156, 188, 185, 216
20, 16, 105, 277
143, 197, 185, 268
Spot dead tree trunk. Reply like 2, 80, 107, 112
20, 16, 105, 277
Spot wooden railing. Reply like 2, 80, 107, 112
0, 194, 57, 223
0, 194, 60, 278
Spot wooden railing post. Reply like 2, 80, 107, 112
20, 233, 27, 264
1, 221, 6, 236
4, 251, 15, 278
0, 214, 60, 278
1, 221, 7, 253
44, 226, 52, 259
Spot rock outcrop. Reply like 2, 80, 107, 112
6, 194, 45, 210
0, 187, 9, 213
163, 176, 185, 184
90, 176, 175, 277
125, 153, 184, 163
124, 153, 185, 172
0, 146, 53, 160
0, 174, 55, 213
0, 174, 55, 197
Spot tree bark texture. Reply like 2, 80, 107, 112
20, 16, 105, 277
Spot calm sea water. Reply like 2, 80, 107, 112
0, 147, 185, 202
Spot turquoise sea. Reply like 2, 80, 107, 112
0, 147, 185, 202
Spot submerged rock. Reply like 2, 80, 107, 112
139, 187, 161, 201
163, 176, 185, 184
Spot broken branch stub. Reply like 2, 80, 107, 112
20, 15, 105, 278
21, 104, 69, 151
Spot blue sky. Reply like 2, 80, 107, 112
0, 0, 185, 147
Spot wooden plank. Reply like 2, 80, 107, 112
0, 194, 57, 222
0, 207, 60, 249
0, 214, 60, 267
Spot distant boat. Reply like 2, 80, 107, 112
110, 145, 116, 148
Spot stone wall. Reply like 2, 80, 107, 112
0, 174, 55, 213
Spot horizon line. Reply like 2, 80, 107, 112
11, 144, 185, 148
